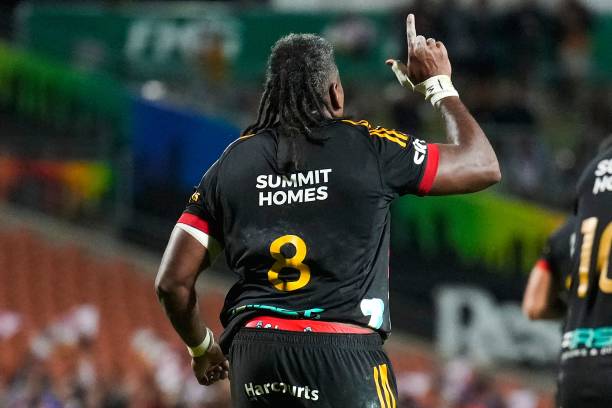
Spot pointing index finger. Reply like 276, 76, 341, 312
407, 14, 417, 53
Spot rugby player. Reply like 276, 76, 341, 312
523, 138, 612, 322
556, 139, 612, 407
155, 14, 500, 407
522, 216, 575, 320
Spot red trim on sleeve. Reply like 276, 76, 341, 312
177, 213, 210, 235
536, 259, 551, 273
417, 143, 440, 195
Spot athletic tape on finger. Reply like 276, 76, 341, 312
389, 61, 458, 106
389, 60, 416, 90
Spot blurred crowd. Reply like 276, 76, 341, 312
0, 343, 232, 408
0, 307, 232, 408
394, 357, 554, 408
369, 0, 608, 208
384, 0, 610, 208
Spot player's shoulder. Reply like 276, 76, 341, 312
549, 216, 576, 248
588, 146, 612, 170
235, 128, 274, 146
206, 129, 274, 178
339, 118, 375, 130
339, 119, 411, 148
556, 216, 576, 236
220, 129, 274, 158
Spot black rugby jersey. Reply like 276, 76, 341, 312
560, 146, 612, 366
176, 119, 439, 352
537, 216, 576, 295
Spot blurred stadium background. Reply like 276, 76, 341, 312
0, 0, 611, 407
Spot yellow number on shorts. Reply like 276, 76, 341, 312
577, 217, 612, 297
267, 235, 311, 291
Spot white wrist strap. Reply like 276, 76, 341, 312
187, 327, 214, 357
389, 60, 458, 106
418, 75, 459, 106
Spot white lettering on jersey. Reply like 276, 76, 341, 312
319, 168, 332, 183
259, 193, 272, 206
256, 169, 332, 207
413, 138, 427, 165
594, 159, 612, 177
316, 186, 328, 201
593, 175, 612, 195
593, 159, 612, 194
298, 172, 314, 185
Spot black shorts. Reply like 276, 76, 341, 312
558, 366, 612, 408
229, 328, 398, 408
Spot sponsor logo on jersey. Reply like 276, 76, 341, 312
593, 158, 612, 195
256, 169, 332, 207
244, 382, 319, 401
412, 139, 427, 165
561, 326, 612, 361
189, 191, 201, 204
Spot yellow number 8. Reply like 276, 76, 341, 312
268, 235, 311, 291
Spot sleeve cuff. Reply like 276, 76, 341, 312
178, 213, 211, 235
417, 143, 440, 195
535, 259, 551, 273
176, 213, 223, 259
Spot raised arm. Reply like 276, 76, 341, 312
431, 97, 500, 194
387, 14, 500, 195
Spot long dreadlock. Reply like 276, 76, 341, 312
243, 34, 338, 173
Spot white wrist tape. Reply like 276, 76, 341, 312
418, 75, 459, 106
187, 327, 214, 357
388, 60, 458, 106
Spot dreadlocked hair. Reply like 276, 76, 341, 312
243, 34, 338, 173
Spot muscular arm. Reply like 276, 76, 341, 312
522, 263, 566, 320
388, 14, 500, 195
429, 97, 500, 195
155, 226, 229, 385
155, 226, 209, 346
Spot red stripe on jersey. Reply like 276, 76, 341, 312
536, 259, 551, 273
177, 213, 211, 235
417, 143, 440, 195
